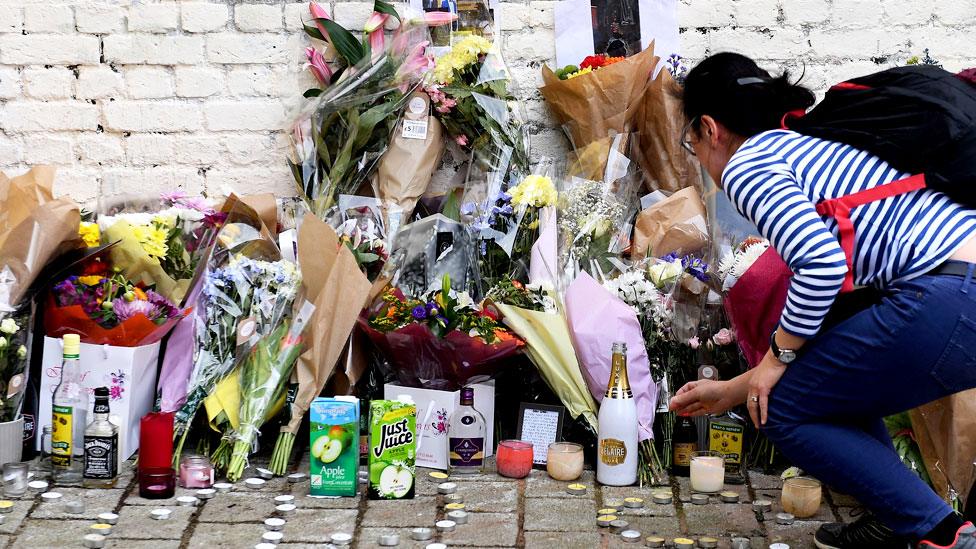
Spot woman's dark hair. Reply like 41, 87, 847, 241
681, 52, 816, 137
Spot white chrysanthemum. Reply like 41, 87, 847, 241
717, 251, 737, 278
731, 242, 770, 279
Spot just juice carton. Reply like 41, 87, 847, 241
368, 399, 416, 500
309, 396, 359, 497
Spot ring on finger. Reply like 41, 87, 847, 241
749, 395, 759, 403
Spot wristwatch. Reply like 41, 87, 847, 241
769, 330, 797, 364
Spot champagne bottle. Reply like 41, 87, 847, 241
597, 342, 638, 486
672, 414, 698, 477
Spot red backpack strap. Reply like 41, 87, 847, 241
815, 174, 927, 292
779, 109, 807, 130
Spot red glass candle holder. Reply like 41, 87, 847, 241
496, 440, 534, 479
139, 467, 176, 499
139, 412, 174, 470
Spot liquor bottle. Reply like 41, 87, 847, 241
448, 387, 486, 474
51, 334, 87, 485
708, 411, 747, 484
83, 387, 119, 488
597, 342, 638, 486
672, 414, 699, 477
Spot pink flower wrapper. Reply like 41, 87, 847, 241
529, 206, 558, 288
564, 271, 657, 441
156, 280, 204, 412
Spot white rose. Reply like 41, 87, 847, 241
17, 345, 27, 359
648, 261, 683, 288
0, 336, 7, 349
0, 317, 18, 334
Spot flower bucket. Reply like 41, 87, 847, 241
0, 416, 24, 465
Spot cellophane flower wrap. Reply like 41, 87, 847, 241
361, 275, 524, 391
44, 254, 187, 347
326, 195, 392, 281
223, 301, 315, 481
97, 192, 224, 304
0, 305, 32, 423
291, 1, 431, 217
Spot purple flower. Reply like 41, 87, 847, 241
160, 191, 188, 204
411, 305, 428, 320
460, 203, 476, 216
113, 298, 160, 323
496, 191, 512, 204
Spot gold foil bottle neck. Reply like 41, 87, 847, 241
605, 341, 633, 399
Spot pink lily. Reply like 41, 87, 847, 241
305, 47, 332, 86
422, 11, 458, 27
455, 135, 468, 147
363, 11, 390, 33
309, 2, 332, 42
395, 40, 431, 92
368, 28, 385, 60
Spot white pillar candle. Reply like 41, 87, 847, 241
690, 454, 725, 493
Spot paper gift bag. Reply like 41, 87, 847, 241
910, 390, 976, 507
383, 381, 495, 470
631, 187, 709, 260
38, 336, 159, 459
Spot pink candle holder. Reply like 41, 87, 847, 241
179, 454, 214, 489
496, 440, 534, 479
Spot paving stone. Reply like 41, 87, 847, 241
525, 531, 603, 549
683, 503, 762, 536
281, 508, 359, 543
525, 469, 596, 498
600, 485, 677, 517
754, 488, 837, 523
675, 477, 751, 503
767, 520, 826, 547
622, 515, 681, 537
828, 488, 861, 508
355, 527, 428, 549
440, 511, 519, 547
27, 487, 125, 520
13, 518, 92, 546
524, 497, 596, 532
0, 497, 31, 534
748, 470, 783, 490
362, 497, 438, 528
124, 486, 207, 506
197, 491, 278, 523
111, 505, 195, 539
187, 522, 267, 547
104, 540, 181, 549
292, 489, 363, 509
455, 481, 518, 512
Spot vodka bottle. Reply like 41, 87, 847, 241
597, 342, 638, 486
448, 387, 486, 474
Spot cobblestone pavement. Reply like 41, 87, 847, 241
0, 456, 859, 548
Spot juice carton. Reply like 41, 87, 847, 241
368, 399, 416, 500
309, 396, 360, 497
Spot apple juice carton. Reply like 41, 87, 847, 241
309, 396, 360, 497
368, 399, 416, 500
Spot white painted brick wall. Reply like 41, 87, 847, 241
0, 0, 973, 203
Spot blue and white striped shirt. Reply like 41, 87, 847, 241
723, 129, 976, 338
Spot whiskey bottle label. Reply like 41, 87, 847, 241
51, 405, 72, 468
673, 443, 696, 467
83, 434, 118, 479
449, 438, 484, 466
599, 438, 627, 466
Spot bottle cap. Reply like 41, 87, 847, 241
63, 334, 80, 356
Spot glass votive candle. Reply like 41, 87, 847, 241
546, 442, 584, 481
179, 455, 214, 489
139, 467, 176, 499
2, 463, 29, 498
496, 440, 534, 479
690, 451, 725, 493
782, 476, 822, 518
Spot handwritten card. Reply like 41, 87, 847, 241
516, 403, 566, 465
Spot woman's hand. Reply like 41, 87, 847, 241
668, 379, 739, 417
747, 351, 788, 428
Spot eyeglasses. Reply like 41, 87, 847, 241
680, 116, 700, 156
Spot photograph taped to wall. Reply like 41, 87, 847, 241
591, 0, 641, 57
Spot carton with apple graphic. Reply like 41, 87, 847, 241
368, 399, 416, 500
309, 396, 360, 497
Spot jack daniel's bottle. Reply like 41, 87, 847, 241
83, 387, 118, 488
597, 342, 638, 486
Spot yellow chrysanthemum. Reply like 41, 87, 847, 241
77, 275, 104, 286
79, 222, 101, 248
509, 174, 558, 208
132, 225, 169, 259
566, 66, 593, 79
433, 35, 494, 84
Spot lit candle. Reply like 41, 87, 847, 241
178, 454, 214, 489
782, 476, 822, 518
546, 442, 584, 481
689, 451, 725, 493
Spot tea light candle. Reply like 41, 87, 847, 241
437, 482, 457, 495
597, 508, 618, 516
752, 499, 773, 513
41, 492, 62, 503
177, 496, 198, 507
255, 468, 273, 480
435, 520, 456, 533
425, 544, 447, 549
776, 512, 795, 525
546, 442, 584, 481
139, 467, 176, 499
428, 471, 449, 481
274, 495, 295, 505
264, 518, 286, 531
566, 483, 587, 495
287, 473, 306, 483
245, 478, 266, 490
691, 494, 708, 505
214, 482, 233, 493
261, 531, 284, 544
444, 502, 466, 512
652, 492, 673, 505
410, 527, 433, 541
769, 544, 790, 549
699, 536, 719, 548
674, 538, 695, 549
720, 491, 740, 503
447, 510, 468, 524
690, 452, 725, 493
496, 440, 534, 479
97, 513, 119, 525
330, 532, 352, 545
621, 530, 641, 543
276, 504, 296, 516
150, 509, 171, 520
645, 536, 666, 547
83, 533, 106, 548
604, 500, 624, 511
596, 515, 617, 527
196, 489, 216, 500
28, 480, 49, 492
443, 493, 464, 505
90, 523, 113, 536
0, 500, 12, 513
609, 519, 629, 533
255, 544, 276, 549
379, 534, 400, 546
624, 497, 644, 509
64, 500, 85, 514
731, 537, 751, 549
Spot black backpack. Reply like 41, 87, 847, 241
785, 64, 976, 206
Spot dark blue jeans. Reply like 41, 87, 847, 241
764, 264, 976, 537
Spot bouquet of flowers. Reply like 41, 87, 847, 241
362, 275, 524, 391
553, 53, 626, 80
0, 307, 31, 423
292, 1, 431, 216
97, 192, 224, 304
327, 196, 392, 281
44, 256, 186, 347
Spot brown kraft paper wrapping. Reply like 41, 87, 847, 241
0, 166, 82, 309
909, 390, 976, 506
634, 68, 705, 193
631, 187, 709, 260
240, 193, 280, 235
540, 45, 658, 148
281, 214, 371, 435
373, 91, 445, 222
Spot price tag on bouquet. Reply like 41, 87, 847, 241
401, 95, 431, 140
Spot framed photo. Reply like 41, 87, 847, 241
515, 403, 566, 466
